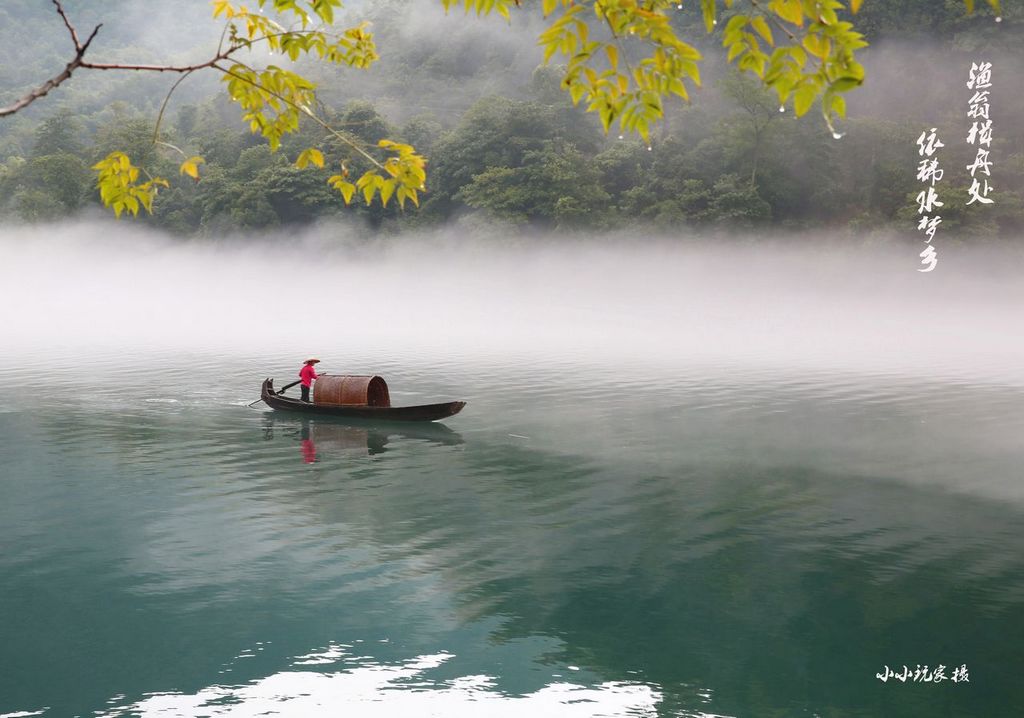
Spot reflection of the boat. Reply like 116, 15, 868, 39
262, 415, 464, 457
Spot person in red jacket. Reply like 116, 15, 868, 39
299, 358, 320, 402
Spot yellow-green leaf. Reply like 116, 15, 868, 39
212, 0, 235, 19
830, 76, 862, 93
700, 0, 716, 33
793, 83, 817, 116
770, 0, 803, 26
179, 156, 205, 180
379, 178, 396, 207
328, 175, 356, 204
802, 33, 830, 59
295, 148, 325, 169
830, 93, 847, 118
605, 44, 618, 70
751, 17, 774, 46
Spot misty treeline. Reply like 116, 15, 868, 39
0, 0, 1021, 238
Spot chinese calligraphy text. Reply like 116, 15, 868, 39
966, 61, 994, 208
915, 128, 944, 273
876, 665, 970, 684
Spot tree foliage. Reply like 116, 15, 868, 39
3, 80, 1023, 237
450, 0, 999, 140
0, 0, 1008, 220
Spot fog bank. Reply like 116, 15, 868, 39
1, 222, 1022, 384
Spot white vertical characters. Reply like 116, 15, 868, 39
966, 62, 994, 206
914, 128, 944, 272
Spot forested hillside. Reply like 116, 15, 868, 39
1, 0, 1021, 237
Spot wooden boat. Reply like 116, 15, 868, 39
260, 377, 465, 422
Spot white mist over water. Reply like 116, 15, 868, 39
1, 221, 1022, 384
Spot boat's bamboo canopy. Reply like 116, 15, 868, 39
313, 375, 391, 408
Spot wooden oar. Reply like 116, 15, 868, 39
248, 378, 303, 407
277, 379, 302, 394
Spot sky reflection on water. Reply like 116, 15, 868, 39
93, 647, 671, 718
2, 356, 1022, 717
2, 229, 1024, 717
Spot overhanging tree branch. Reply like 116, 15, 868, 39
0, 0, 247, 118
0, 1, 100, 118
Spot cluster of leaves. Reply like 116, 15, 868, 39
532, 0, 702, 143
450, 0, 1003, 141
88, 0, 424, 217
718, 1, 870, 136
221, 64, 317, 151
92, 152, 168, 218
327, 140, 426, 208
209, 0, 428, 211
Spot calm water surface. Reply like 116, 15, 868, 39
2, 350, 1023, 718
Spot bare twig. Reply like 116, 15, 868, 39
79, 58, 235, 73
1, 0, 241, 118
152, 70, 197, 144
0, 1, 100, 117
1, 0, 384, 171
52, 0, 81, 46
155, 140, 188, 158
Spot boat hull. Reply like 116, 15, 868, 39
260, 379, 465, 422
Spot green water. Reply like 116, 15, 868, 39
2, 352, 1023, 717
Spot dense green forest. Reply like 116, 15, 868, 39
0, 0, 1021, 237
